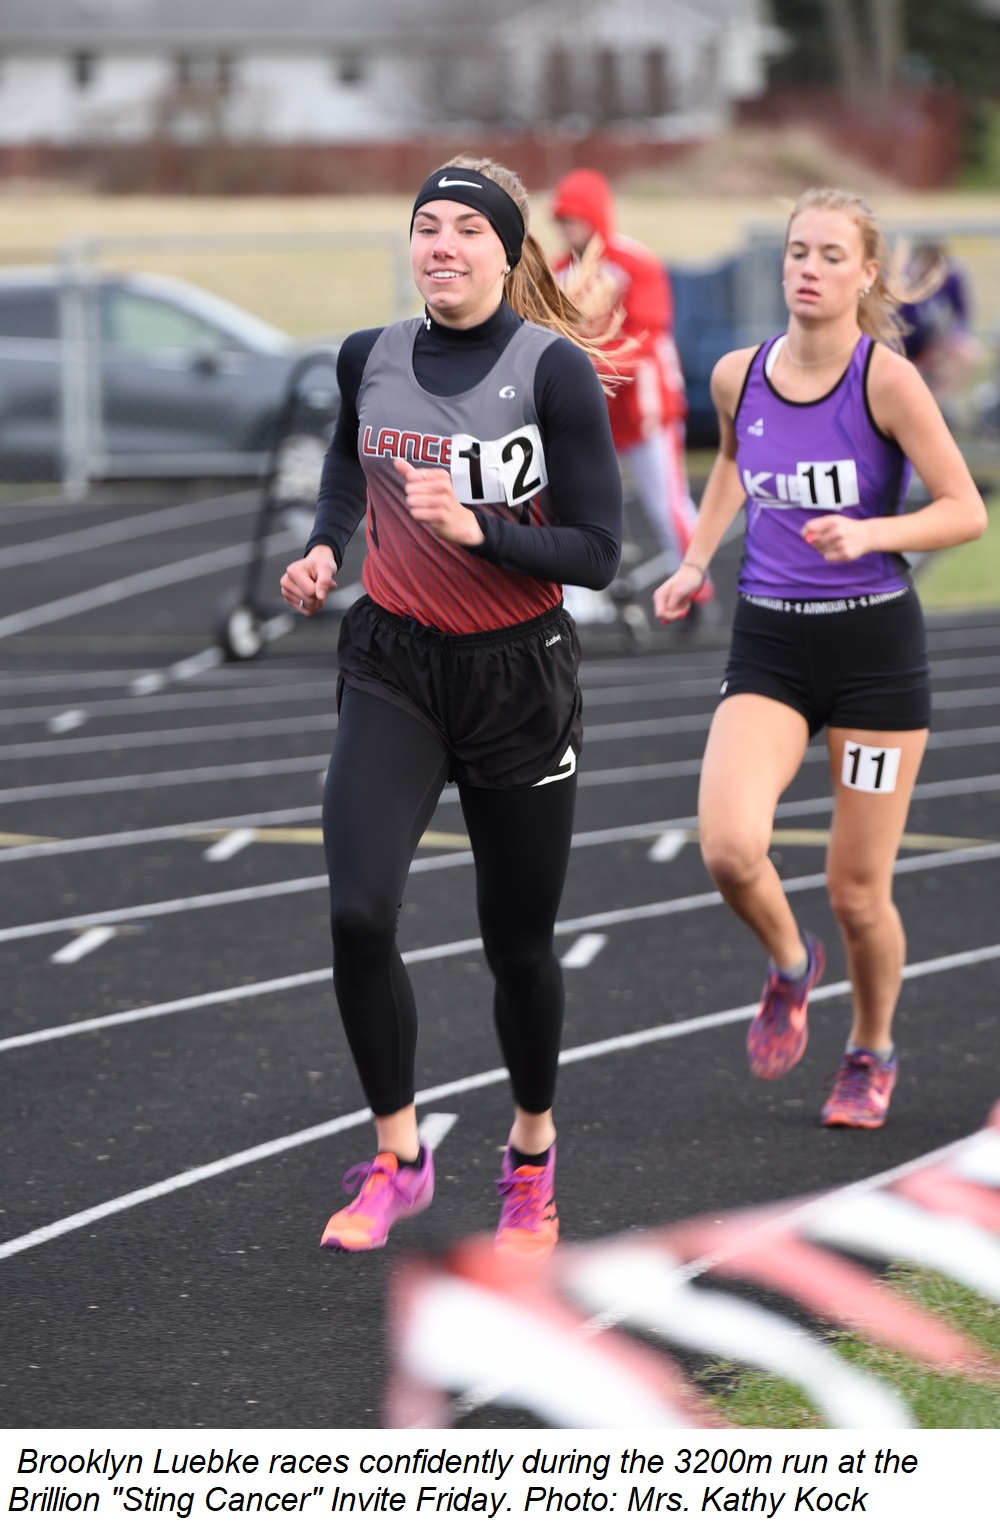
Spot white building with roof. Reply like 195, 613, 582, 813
0, 0, 783, 145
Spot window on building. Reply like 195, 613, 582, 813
335, 55, 367, 87
596, 48, 620, 122
72, 53, 97, 91
645, 49, 671, 116
545, 48, 573, 120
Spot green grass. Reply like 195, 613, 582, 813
697, 1264, 1000, 1428
916, 491, 1000, 610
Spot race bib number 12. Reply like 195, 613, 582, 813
451, 425, 548, 507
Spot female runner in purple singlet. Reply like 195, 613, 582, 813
654, 188, 986, 1129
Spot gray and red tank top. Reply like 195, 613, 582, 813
734, 334, 912, 601
356, 316, 561, 634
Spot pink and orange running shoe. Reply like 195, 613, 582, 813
822, 1048, 898, 1129
320, 1149, 434, 1252
746, 931, 825, 1081
495, 1143, 559, 1263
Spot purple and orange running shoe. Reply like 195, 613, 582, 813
495, 1142, 559, 1263
822, 1048, 898, 1129
320, 1148, 434, 1251
746, 930, 825, 1081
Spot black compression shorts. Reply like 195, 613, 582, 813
721, 585, 931, 736
336, 595, 583, 790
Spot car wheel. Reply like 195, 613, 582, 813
219, 599, 265, 662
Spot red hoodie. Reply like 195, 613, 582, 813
551, 168, 687, 448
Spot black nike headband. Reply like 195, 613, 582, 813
411, 167, 526, 268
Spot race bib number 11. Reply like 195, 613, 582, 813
795, 459, 860, 510
841, 740, 901, 794
451, 425, 548, 507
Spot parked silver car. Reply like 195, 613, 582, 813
0, 266, 338, 484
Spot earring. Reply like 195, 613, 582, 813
860, 286, 871, 296
504, 264, 511, 274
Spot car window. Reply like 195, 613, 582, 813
0, 287, 59, 340
102, 290, 232, 351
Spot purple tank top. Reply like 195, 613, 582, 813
735, 335, 912, 600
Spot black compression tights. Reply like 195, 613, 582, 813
322, 688, 577, 1118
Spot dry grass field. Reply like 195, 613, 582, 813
3, 127, 1000, 338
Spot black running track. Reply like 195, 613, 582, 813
0, 482, 997, 1429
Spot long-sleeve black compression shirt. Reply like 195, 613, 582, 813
305, 301, 622, 590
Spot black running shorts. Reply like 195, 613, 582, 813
721, 585, 931, 736
335, 595, 583, 790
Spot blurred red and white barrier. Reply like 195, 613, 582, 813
386, 1102, 1000, 1428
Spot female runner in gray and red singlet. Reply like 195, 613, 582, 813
280, 156, 622, 1257
654, 188, 986, 1129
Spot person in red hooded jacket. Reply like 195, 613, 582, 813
551, 167, 713, 610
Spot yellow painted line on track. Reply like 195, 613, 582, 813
187, 827, 474, 848
1, 825, 987, 854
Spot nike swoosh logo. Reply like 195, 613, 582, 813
438, 176, 482, 189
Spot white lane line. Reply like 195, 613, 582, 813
5, 877, 1000, 1058
419, 1113, 459, 1151
3, 940, 999, 1262
0, 492, 252, 570
4, 713, 996, 768
4, 715, 999, 809
49, 926, 117, 965
0, 529, 298, 641
2, 829, 999, 953
47, 709, 88, 734
0, 712, 338, 762
204, 829, 256, 863
2, 759, 997, 867
648, 829, 689, 863
0, 754, 331, 806
561, 934, 608, 969
0, 678, 335, 728
0, 804, 327, 863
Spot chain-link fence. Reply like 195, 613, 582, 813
0, 228, 413, 495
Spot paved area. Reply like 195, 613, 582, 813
0, 483, 997, 1428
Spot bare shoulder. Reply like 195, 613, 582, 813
710, 345, 761, 416
866, 340, 935, 432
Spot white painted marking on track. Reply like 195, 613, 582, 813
2, 947, 998, 1261
47, 709, 87, 734
2, 719, 993, 808
3, 834, 997, 952
170, 647, 223, 681
0, 493, 253, 570
204, 829, 256, 863
0, 711, 338, 762
561, 934, 608, 969
129, 673, 166, 696
648, 829, 688, 863
5, 927, 1000, 1058
49, 926, 116, 965
0, 530, 299, 640
419, 1113, 459, 1151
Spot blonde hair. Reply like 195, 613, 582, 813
431, 154, 621, 389
786, 187, 943, 353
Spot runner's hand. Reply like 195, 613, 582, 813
653, 563, 705, 624
394, 458, 485, 547
802, 515, 873, 563
281, 546, 338, 615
